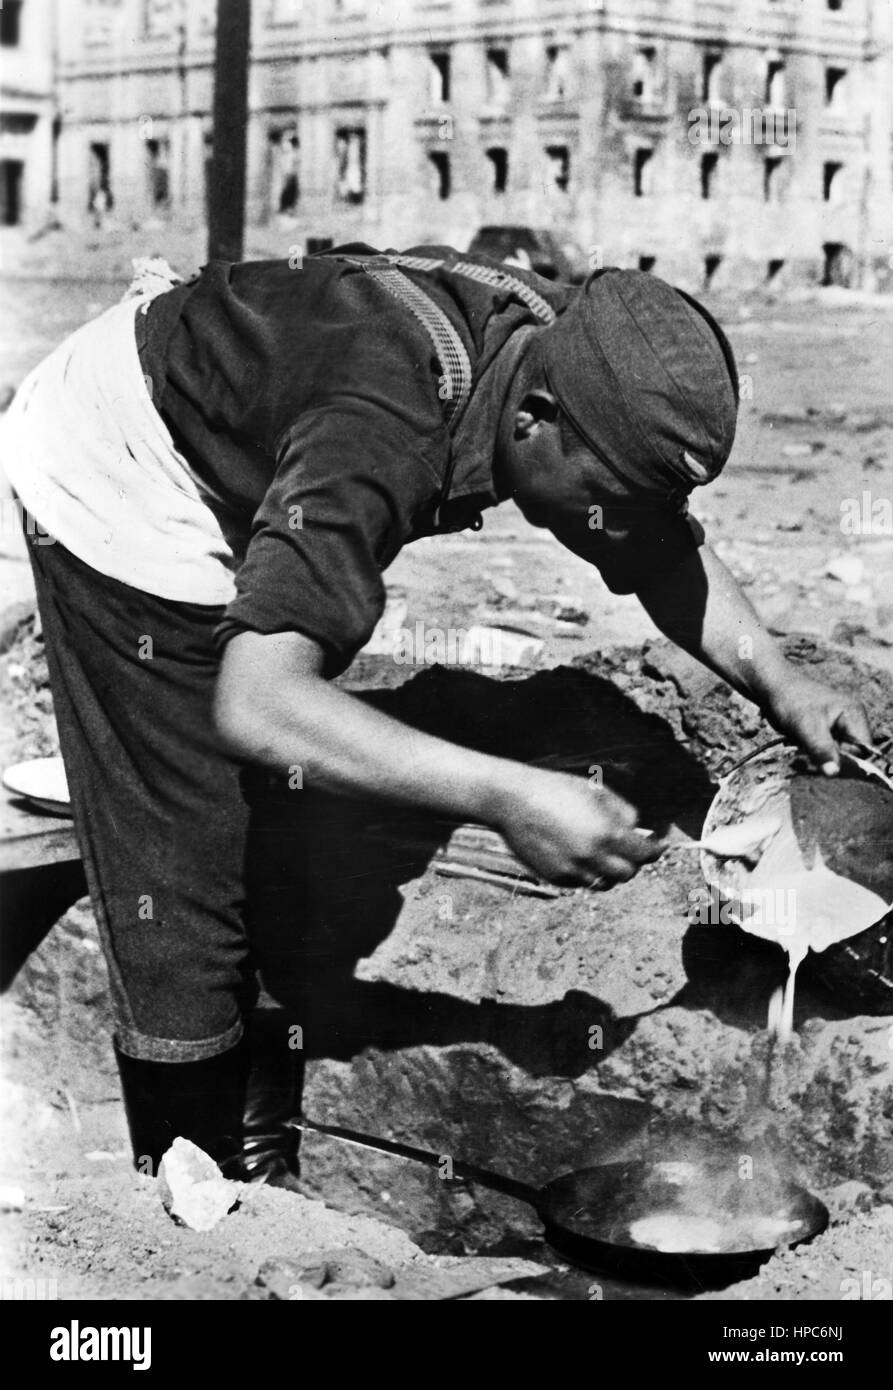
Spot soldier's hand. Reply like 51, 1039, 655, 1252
494, 769, 662, 887
764, 669, 872, 775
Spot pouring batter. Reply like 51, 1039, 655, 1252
710, 771, 893, 1040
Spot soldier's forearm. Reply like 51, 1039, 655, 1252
214, 628, 525, 825
636, 542, 789, 709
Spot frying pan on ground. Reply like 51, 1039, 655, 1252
293, 1118, 827, 1289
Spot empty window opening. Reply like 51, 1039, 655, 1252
825, 66, 846, 106
335, 127, 366, 203
88, 142, 112, 216
638, 255, 656, 273
545, 44, 569, 100
766, 60, 786, 108
0, 160, 23, 225
767, 258, 785, 284
51, 114, 60, 203
486, 146, 508, 194
704, 254, 722, 288
486, 47, 510, 104
822, 241, 851, 287
546, 144, 570, 193
145, 137, 171, 210
827, 0, 843, 11
633, 146, 654, 196
269, 127, 299, 214
203, 131, 213, 214
429, 149, 451, 200
632, 46, 656, 100
823, 160, 843, 203
1, 0, 22, 46
702, 52, 723, 103
306, 237, 334, 255
430, 51, 451, 104
0, 112, 37, 135
764, 155, 783, 202
700, 151, 718, 199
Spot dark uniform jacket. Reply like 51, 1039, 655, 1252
140, 245, 702, 673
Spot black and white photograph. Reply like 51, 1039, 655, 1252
0, 0, 891, 1342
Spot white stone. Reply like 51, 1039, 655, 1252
157, 1137, 239, 1232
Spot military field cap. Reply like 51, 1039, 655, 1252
541, 268, 739, 495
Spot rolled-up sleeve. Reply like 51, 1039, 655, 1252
216, 401, 440, 672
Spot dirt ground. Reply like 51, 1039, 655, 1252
1, 229, 892, 1301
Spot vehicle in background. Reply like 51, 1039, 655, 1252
467, 226, 588, 283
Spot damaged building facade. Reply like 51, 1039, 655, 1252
23, 0, 893, 287
0, 0, 56, 227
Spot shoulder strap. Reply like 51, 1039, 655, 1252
388, 252, 558, 327
323, 251, 558, 429
322, 250, 558, 529
324, 252, 471, 428
363, 260, 473, 427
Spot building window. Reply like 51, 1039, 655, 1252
203, 131, 213, 215
704, 254, 722, 288
634, 147, 654, 197
825, 66, 847, 107
1, 0, 22, 45
430, 51, 451, 104
335, 127, 366, 203
823, 241, 851, 287
145, 137, 171, 210
546, 144, 570, 193
545, 44, 569, 101
428, 150, 451, 200
767, 258, 785, 284
88, 143, 113, 219
486, 146, 508, 194
823, 160, 843, 203
632, 46, 656, 101
269, 127, 299, 214
700, 151, 718, 199
766, 60, 786, 108
702, 53, 723, 104
827, 0, 843, 10
0, 112, 37, 134
638, 255, 656, 273
0, 160, 23, 224
486, 47, 510, 105
764, 155, 782, 202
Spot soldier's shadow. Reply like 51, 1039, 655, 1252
244, 661, 716, 1078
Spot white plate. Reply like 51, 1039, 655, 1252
2, 756, 72, 815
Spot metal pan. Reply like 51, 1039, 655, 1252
294, 1118, 827, 1290
700, 740, 893, 1015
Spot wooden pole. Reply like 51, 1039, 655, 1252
207, 0, 252, 262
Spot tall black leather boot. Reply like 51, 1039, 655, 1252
240, 1007, 304, 1189
114, 1037, 250, 1178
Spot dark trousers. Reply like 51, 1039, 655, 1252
28, 534, 262, 1061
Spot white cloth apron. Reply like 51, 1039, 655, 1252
0, 296, 238, 605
